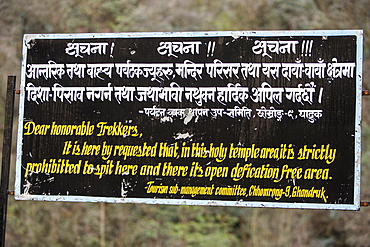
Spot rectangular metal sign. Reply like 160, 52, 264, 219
15, 30, 362, 210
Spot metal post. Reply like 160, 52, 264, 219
0, 76, 16, 247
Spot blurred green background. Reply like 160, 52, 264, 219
1, 0, 370, 246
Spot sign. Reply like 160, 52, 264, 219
15, 30, 362, 210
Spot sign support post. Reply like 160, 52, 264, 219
0, 75, 16, 247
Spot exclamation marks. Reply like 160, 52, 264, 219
301, 40, 313, 57
110, 42, 115, 58
206, 41, 216, 57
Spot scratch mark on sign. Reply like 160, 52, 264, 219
183, 109, 194, 125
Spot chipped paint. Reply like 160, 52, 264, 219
183, 109, 194, 125
160, 116, 173, 123
231, 32, 240, 39
14, 30, 363, 211
24, 34, 37, 49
